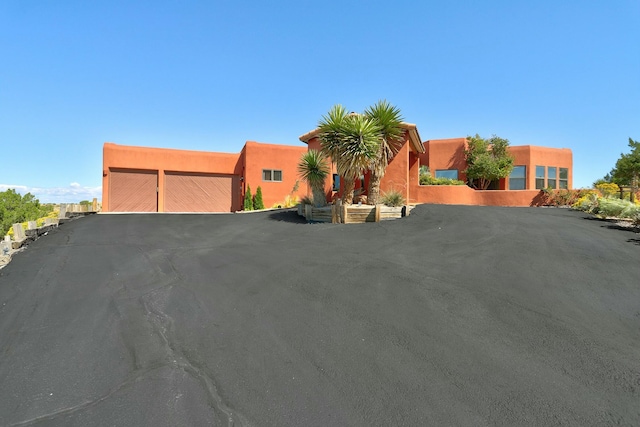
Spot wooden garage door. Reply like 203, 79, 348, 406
164, 172, 238, 212
109, 169, 158, 212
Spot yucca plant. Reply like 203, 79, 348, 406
318, 105, 380, 204
364, 100, 404, 205
381, 190, 406, 207
298, 150, 329, 207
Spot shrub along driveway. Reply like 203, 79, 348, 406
0, 205, 638, 426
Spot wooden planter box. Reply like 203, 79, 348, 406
301, 203, 411, 224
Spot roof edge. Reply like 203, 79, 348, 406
299, 122, 425, 153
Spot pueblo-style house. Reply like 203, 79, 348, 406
102, 123, 572, 212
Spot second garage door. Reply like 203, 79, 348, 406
164, 172, 238, 212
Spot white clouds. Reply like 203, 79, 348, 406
0, 183, 102, 204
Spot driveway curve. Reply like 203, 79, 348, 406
0, 205, 638, 426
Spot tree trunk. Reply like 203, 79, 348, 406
478, 178, 490, 190
312, 186, 327, 207
342, 177, 355, 204
367, 171, 382, 205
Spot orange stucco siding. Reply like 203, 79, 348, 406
103, 141, 306, 212
411, 139, 573, 206
380, 133, 412, 201
419, 138, 572, 191
510, 145, 573, 190
241, 141, 307, 208
419, 138, 469, 183
412, 185, 547, 206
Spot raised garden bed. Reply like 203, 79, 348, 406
297, 202, 412, 224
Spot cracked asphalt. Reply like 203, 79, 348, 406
0, 205, 639, 426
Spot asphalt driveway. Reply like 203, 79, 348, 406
0, 205, 638, 426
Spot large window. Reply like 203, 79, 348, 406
262, 169, 282, 182
435, 169, 459, 180
559, 168, 568, 189
509, 166, 526, 190
548, 167, 557, 189
535, 166, 545, 189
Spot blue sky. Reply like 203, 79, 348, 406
1, 1, 638, 203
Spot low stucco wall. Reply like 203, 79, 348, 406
412, 185, 545, 207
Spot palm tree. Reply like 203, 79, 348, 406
297, 150, 329, 206
318, 105, 380, 204
364, 100, 404, 205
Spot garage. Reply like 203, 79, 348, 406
109, 169, 158, 212
164, 172, 239, 212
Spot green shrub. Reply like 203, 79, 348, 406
381, 190, 405, 207
620, 203, 640, 219
253, 186, 265, 210
542, 188, 591, 207
419, 174, 465, 186
598, 198, 631, 218
574, 193, 640, 220
243, 185, 253, 211
572, 191, 599, 213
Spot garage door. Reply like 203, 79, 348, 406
164, 172, 238, 212
109, 169, 158, 212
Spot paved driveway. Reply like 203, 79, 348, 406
1, 205, 638, 426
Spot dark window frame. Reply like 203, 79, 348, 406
548, 167, 557, 189
262, 169, 283, 182
559, 168, 568, 189
535, 165, 545, 190
509, 165, 526, 190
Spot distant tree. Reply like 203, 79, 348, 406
79, 200, 91, 207
0, 189, 52, 236
243, 185, 254, 211
464, 134, 515, 190
607, 138, 640, 187
253, 186, 265, 210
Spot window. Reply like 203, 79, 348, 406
509, 166, 526, 190
548, 167, 557, 189
435, 169, 459, 180
332, 174, 340, 191
535, 166, 545, 189
559, 168, 568, 189
262, 169, 282, 182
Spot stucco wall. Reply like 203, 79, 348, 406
412, 185, 546, 207
241, 141, 307, 208
510, 146, 573, 190
420, 138, 573, 191
103, 141, 307, 212
380, 133, 412, 201
419, 138, 469, 183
